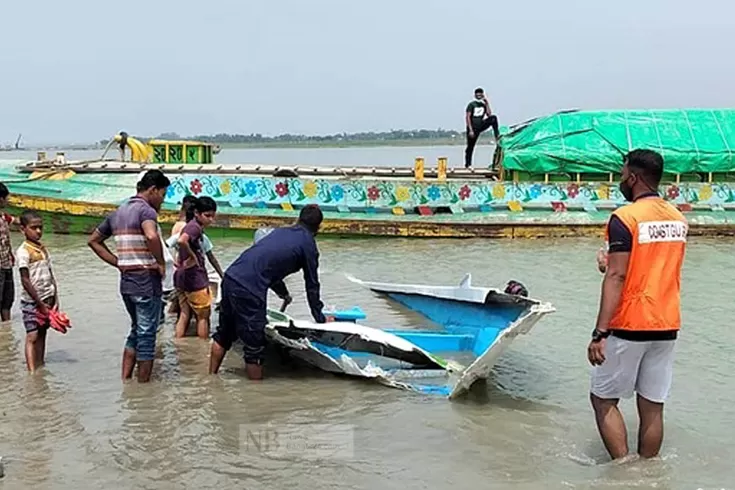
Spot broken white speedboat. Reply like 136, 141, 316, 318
264, 274, 555, 399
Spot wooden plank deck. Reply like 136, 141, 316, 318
17, 160, 500, 180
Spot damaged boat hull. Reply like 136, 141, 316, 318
347, 274, 555, 398
260, 275, 554, 399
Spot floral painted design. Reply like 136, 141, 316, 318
699, 184, 713, 201
163, 175, 733, 216
304, 181, 318, 198
367, 186, 380, 201
244, 181, 258, 196
395, 186, 411, 202
275, 182, 289, 198
331, 185, 345, 201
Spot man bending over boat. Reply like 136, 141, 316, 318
209, 204, 331, 380
588, 149, 687, 461
464, 87, 500, 168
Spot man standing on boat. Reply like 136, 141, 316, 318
464, 87, 500, 168
88, 170, 171, 383
116, 132, 129, 162
588, 149, 687, 461
208, 204, 331, 380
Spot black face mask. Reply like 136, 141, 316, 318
619, 175, 635, 202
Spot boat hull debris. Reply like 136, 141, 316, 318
258, 274, 554, 399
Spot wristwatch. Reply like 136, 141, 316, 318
591, 328, 611, 342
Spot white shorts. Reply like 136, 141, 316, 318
590, 335, 676, 403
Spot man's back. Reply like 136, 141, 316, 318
609, 197, 687, 332
225, 225, 318, 300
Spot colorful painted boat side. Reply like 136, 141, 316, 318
8, 108, 735, 239
6, 160, 735, 238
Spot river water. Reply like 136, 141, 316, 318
6, 143, 492, 169
0, 232, 733, 489
0, 146, 733, 489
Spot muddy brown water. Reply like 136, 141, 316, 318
1, 233, 734, 489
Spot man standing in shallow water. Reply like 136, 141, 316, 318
88, 170, 171, 383
589, 149, 687, 460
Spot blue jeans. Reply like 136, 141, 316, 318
122, 295, 163, 362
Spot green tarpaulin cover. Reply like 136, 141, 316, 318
498, 109, 735, 174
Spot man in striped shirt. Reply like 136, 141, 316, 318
88, 170, 171, 383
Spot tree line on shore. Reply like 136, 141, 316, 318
99, 129, 462, 146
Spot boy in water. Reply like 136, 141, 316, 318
174, 196, 218, 338
17, 210, 58, 372
166, 196, 224, 321
0, 183, 15, 322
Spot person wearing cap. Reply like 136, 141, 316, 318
588, 149, 688, 461
208, 205, 331, 380
464, 87, 500, 168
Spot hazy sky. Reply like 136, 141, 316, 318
1, 0, 733, 144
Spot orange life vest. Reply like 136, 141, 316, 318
605, 197, 688, 332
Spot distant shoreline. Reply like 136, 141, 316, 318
4, 137, 481, 152
216, 137, 467, 149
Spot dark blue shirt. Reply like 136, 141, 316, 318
607, 215, 632, 253
225, 224, 326, 323
607, 192, 659, 253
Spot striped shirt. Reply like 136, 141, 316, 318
96, 196, 162, 296
16, 240, 55, 303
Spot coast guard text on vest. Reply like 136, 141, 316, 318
637, 220, 688, 244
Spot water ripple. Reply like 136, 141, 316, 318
0, 233, 733, 488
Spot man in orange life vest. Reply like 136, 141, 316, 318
589, 149, 688, 461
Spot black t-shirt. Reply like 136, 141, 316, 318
466, 100, 487, 127
607, 215, 632, 253
606, 192, 659, 253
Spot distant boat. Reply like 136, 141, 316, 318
0, 134, 23, 152
263, 274, 555, 399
